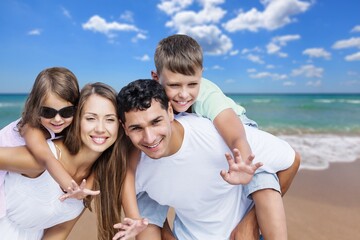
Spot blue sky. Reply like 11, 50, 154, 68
0, 0, 359, 93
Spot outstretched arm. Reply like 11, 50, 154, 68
214, 109, 256, 184
22, 126, 73, 190
22, 125, 98, 199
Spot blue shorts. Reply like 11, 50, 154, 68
241, 114, 258, 128
137, 191, 168, 227
244, 171, 281, 200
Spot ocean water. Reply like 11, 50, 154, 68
1, 93, 360, 170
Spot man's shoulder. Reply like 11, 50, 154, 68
175, 113, 214, 130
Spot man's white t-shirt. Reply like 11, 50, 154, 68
136, 113, 294, 239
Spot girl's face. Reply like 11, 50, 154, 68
40, 92, 74, 134
80, 94, 119, 153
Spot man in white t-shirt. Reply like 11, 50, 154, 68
116, 79, 297, 240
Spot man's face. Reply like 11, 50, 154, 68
152, 68, 202, 113
123, 99, 175, 159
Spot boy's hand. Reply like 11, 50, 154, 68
220, 149, 262, 185
113, 217, 148, 240
59, 179, 100, 201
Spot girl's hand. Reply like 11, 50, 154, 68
59, 179, 100, 201
113, 217, 148, 240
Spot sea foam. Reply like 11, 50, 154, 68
277, 134, 360, 170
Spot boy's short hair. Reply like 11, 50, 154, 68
154, 34, 203, 76
117, 79, 169, 123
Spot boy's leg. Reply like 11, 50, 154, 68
244, 172, 287, 240
252, 189, 287, 240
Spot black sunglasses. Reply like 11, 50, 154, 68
40, 106, 76, 119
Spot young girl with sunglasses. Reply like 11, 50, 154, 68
0, 67, 99, 218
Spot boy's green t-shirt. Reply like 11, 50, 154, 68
192, 78, 246, 122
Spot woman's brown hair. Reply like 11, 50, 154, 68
64, 82, 127, 240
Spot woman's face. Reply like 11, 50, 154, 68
80, 94, 119, 153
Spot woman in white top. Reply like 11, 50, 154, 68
0, 82, 125, 240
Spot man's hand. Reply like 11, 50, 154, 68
220, 149, 262, 185
113, 218, 149, 240
59, 179, 100, 201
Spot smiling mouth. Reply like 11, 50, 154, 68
92, 137, 107, 144
174, 100, 191, 106
143, 139, 162, 149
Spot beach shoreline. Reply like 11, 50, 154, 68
68, 159, 360, 240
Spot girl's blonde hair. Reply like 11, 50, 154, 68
18, 67, 79, 133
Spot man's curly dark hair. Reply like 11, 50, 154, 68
117, 79, 169, 123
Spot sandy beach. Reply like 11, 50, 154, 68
68, 159, 360, 240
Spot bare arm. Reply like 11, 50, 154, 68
42, 210, 84, 240
0, 146, 44, 176
136, 224, 162, 240
122, 149, 142, 218
22, 125, 73, 191
213, 108, 252, 164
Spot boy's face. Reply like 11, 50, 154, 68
152, 68, 202, 113
122, 99, 176, 159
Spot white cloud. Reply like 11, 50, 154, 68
332, 37, 360, 49
266, 42, 281, 54
230, 50, 239, 56
345, 51, 360, 61
28, 29, 41, 35
291, 64, 323, 78
132, 33, 147, 42
351, 25, 360, 33
241, 47, 262, 54
165, 4, 226, 28
267, 34, 300, 57
180, 25, 232, 55
135, 54, 150, 61
120, 11, 134, 22
82, 15, 141, 39
272, 34, 301, 45
246, 54, 265, 64
159, 0, 231, 55
266, 64, 275, 69
247, 68, 257, 73
303, 48, 331, 60
223, 0, 312, 32
212, 65, 224, 70
250, 71, 287, 80
157, 0, 193, 15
